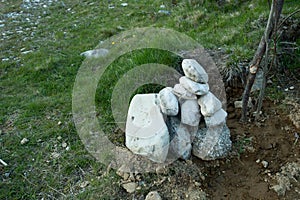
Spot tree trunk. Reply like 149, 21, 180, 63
240, 0, 284, 122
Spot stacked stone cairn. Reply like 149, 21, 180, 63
125, 59, 232, 163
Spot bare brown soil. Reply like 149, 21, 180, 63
202, 101, 300, 199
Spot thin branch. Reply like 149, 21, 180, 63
240, 0, 284, 122
277, 8, 300, 31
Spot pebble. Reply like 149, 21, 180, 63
122, 182, 137, 193
145, 191, 162, 200
261, 160, 268, 168
21, 138, 29, 145
80, 48, 109, 58
79, 181, 89, 188
62, 142, 67, 148
121, 3, 128, 7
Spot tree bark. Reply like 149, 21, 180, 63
240, 0, 284, 122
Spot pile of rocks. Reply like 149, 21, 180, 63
125, 59, 232, 163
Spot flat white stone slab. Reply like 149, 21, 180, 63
182, 59, 208, 83
198, 92, 222, 117
179, 76, 209, 96
125, 94, 169, 163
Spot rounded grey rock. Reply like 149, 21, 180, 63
179, 76, 209, 96
159, 87, 179, 116
182, 59, 209, 83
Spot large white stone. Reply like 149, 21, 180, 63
172, 84, 197, 100
159, 87, 179, 116
182, 59, 209, 83
125, 94, 169, 163
204, 109, 227, 127
181, 99, 201, 126
179, 76, 209, 96
198, 92, 222, 117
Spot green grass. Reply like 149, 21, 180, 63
1, 0, 299, 199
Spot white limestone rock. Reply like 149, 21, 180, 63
198, 92, 222, 117
159, 87, 179, 116
182, 59, 209, 83
181, 99, 201, 126
172, 84, 197, 100
204, 109, 227, 127
192, 124, 232, 160
125, 94, 169, 163
179, 76, 209, 96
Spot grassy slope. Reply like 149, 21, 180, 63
0, 0, 299, 199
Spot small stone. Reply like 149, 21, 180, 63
179, 76, 209, 95
181, 99, 201, 126
261, 160, 268, 168
289, 86, 295, 90
204, 109, 227, 127
62, 142, 67, 148
121, 3, 128, 7
172, 84, 197, 100
79, 181, 89, 188
256, 159, 261, 163
159, 87, 179, 116
57, 136, 62, 140
122, 182, 137, 193
155, 166, 168, 175
123, 173, 130, 180
182, 59, 208, 83
145, 191, 162, 200
21, 138, 29, 145
234, 101, 242, 108
80, 48, 109, 58
51, 152, 60, 159
198, 92, 222, 117
57, 121, 62, 125
117, 164, 132, 178
194, 181, 201, 187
